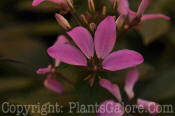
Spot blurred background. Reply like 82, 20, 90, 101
0, 0, 175, 115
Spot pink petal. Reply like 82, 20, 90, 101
32, 0, 45, 6
128, 9, 137, 23
44, 76, 63, 94
117, 0, 129, 16
141, 14, 171, 22
99, 79, 122, 102
53, 35, 70, 67
95, 16, 116, 59
67, 27, 94, 59
55, 35, 70, 45
32, 0, 68, 8
98, 100, 124, 116
55, 59, 61, 67
137, 99, 160, 115
47, 43, 87, 66
137, 0, 151, 17
103, 49, 144, 71
36, 65, 52, 74
124, 67, 139, 100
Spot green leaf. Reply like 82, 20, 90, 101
140, 67, 175, 100
139, 19, 170, 45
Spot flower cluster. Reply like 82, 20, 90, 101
98, 67, 160, 116
33, 0, 170, 115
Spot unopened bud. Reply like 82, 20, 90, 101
102, 6, 107, 17
113, 16, 116, 20
116, 16, 125, 29
55, 13, 71, 30
66, 0, 74, 9
88, 0, 95, 13
80, 14, 88, 25
89, 23, 96, 32
113, 0, 118, 10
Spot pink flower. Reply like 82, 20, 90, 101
98, 67, 160, 116
36, 35, 69, 94
99, 79, 122, 102
137, 99, 160, 115
124, 67, 139, 100
47, 16, 144, 72
32, 0, 69, 12
37, 65, 63, 94
117, 0, 170, 24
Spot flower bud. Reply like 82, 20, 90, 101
102, 6, 107, 17
116, 15, 125, 29
80, 14, 88, 25
55, 13, 71, 30
66, 0, 74, 9
113, 0, 118, 10
89, 22, 96, 32
88, 0, 95, 13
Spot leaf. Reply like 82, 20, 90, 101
140, 67, 175, 100
139, 18, 170, 45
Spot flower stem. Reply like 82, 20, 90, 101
0, 57, 39, 68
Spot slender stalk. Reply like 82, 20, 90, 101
0, 57, 39, 68
70, 10, 83, 26
56, 72, 74, 86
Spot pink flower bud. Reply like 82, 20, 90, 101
55, 13, 71, 30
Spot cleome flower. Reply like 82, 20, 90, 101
36, 35, 69, 94
98, 67, 160, 116
47, 16, 144, 86
114, 0, 170, 28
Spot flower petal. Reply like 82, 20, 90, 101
128, 9, 137, 23
32, 0, 68, 8
137, 0, 151, 17
98, 100, 124, 116
53, 35, 70, 67
99, 79, 122, 102
117, 0, 129, 16
67, 26, 94, 59
95, 16, 116, 59
55, 59, 61, 67
103, 49, 144, 71
44, 76, 63, 94
124, 67, 139, 100
141, 14, 171, 22
36, 65, 52, 74
55, 35, 70, 45
32, 0, 45, 6
137, 99, 160, 115
47, 43, 87, 66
